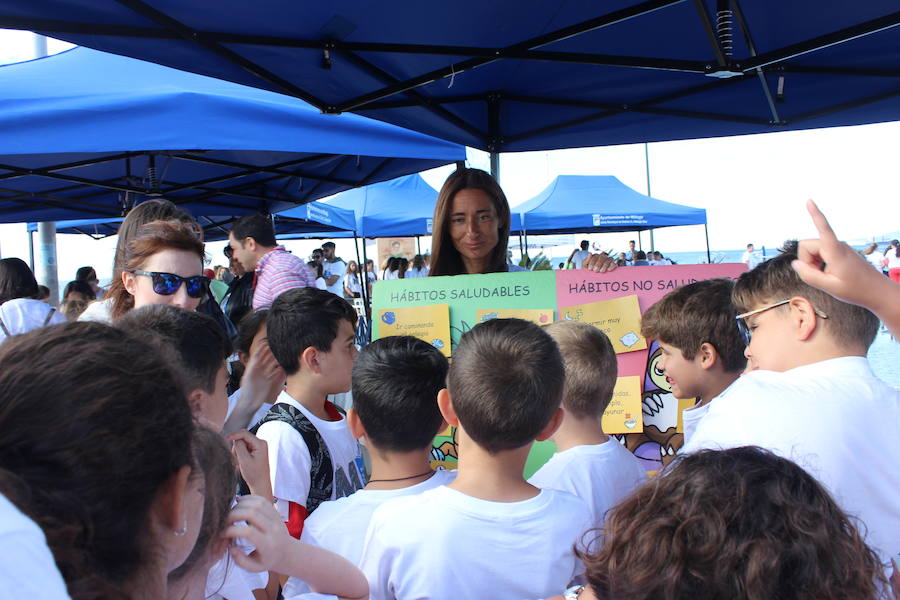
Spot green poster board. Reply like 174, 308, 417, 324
372, 271, 557, 351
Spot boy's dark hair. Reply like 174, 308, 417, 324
231, 213, 276, 248
641, 278, 747, 373
267, 287, 357, 376
63, 279, 96, 301
448, 318, 564, 454
35, 285, 50, 300
235, 309, 268, 357
352, 336, 448, 452
0, 257, 39, 304
75, 266, 97, 282
733, 241, 880, 350
543, 322, 618, 419
117, 304, 232, 393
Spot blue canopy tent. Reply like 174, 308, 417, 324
26, 199, 359, 242
4, 2, 898, 160
510, 174, 709, 259
0, 47, 464, 223
279, 173, 439, 239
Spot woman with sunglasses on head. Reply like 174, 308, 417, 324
107, 219, 208, 321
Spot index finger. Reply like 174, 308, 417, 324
806, 199, 838, 243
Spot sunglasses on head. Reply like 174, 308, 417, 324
131, 270, 208, 298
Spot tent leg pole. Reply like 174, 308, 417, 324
416, 236, 421, 255
490, 152, 500, 181
28, 228, 34, 270
523, 231, 529, 267
704, 223, 712, 264
358, 236, 372, 341
638, 231, 642, 252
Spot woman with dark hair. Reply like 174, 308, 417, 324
106, 220, 207, 321
0, 257, 66, 343
0, 321, 197, 599
559, 447, 887, 600
343, 260, 363, 298
61, 280, 97, 321
429, 168, 616, 276
406, 254, 429, 278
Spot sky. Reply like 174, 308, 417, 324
1, 30, 899, 285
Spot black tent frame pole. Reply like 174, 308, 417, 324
704, 222, 712, 263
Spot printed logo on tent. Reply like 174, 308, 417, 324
426, 218, 433, 234
592, 214, 601, 226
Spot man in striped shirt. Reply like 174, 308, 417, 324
228, 214, 316, 309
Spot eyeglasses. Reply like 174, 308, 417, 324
735, 299, 828, 345
131, 270, 209, 298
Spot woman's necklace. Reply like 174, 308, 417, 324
366, 470, 433, 485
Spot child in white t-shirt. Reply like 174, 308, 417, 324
285, 335, 454, 597
528, 322, 646, 525
256, 287, 365, 540
360, 319, 592, 600
681, 239, 900, 573
638, 279, 746, 446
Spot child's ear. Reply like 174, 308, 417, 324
346, 407, 366, 440
790, 296, 820, 341
154, 464, 192, 533
436, 389, 459, 427
536, 407, 564, 442
187, 388, 206, 418
299, 346, 320, 374
698, 342, 720, 371
122, 270, 137, 295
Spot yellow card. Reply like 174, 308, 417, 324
476, 308, 554, 326
558, 295, 647, 354
676, 397, 698, 433
378, 303, 451, 357
602, 376, 643, 434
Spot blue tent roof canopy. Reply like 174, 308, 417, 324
278, 173, 439, 238
3, 2, 898, 151
510, 175, 707, 234
0, 47, 464, 223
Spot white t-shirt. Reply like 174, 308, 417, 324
256, 391, 364, 522
360, 486, 592, 600
0, 298, 67, 344
344, 272, 362, 294
284, 470, 456, 598
323, 259, 347, 297
884, 251, 900, 270
570, 249, 590, 269
681, 357, 900, 568
77, 297, 113, 323
0, 493, 71, 600
206, 548, 267, 600
865, 250, 885, 270
404, 266, 429, 279
225, 388, 273, 431
741, 250, 761, 269
528, 441, 646, 526
680, 401, 711, 447
314, 277, 327, 291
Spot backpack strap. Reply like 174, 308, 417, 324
249, 403, 334, 514
0, 317, 9, 338
42, 307, 56, 327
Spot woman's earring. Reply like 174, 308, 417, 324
174, 517, 188, 537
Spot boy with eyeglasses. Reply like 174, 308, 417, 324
681, 241, 899, 575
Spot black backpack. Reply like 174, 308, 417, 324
245, 403, 334, 513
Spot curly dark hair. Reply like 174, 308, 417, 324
0, 322, 194, 600
581, 447, 887, 600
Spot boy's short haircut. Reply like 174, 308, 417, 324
641, 278, 747, 373
448, 318, 564, 454
231, 213, 277, 248
351, 336, 448, 452
733, 241, 880, 350
543, 322, 617, 419
266, 287, 358, 376
117, 304, 232, 392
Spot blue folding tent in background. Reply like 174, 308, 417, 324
278, 173, 440, 281
0, 47, 464, 223
510, 175, 709, 258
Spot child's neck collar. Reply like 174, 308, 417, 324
284, 379, 339, 421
